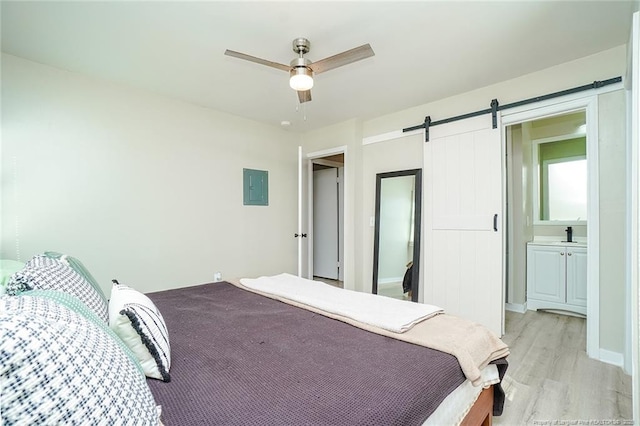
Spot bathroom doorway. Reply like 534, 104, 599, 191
502, 95, 599, 357
505, 110, 587, 312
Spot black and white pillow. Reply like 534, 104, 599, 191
0, 259, 24, 296
109, 280, 171, 382
25, 289, 142, 370
40, 251, 108, 302
0, 293, 161, 424
7, 255, 109, 323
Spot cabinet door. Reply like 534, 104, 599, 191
566, 247, 587, 307
527, 245, 565, 303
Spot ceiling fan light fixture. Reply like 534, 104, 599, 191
225, 37, 374, 103
289, 66, 314, 91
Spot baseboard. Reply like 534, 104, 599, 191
505, 303, 527, 314
598, 348, 625, 368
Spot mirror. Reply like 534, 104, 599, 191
372, 169, 422, 302
532, 111, 587, 224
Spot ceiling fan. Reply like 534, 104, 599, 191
225, 38, 375, 103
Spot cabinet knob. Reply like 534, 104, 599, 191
568, 252, 572, 256
560, 252, 564, 256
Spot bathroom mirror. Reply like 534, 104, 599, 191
372, 169, 421, 302
532, 111, 587, 224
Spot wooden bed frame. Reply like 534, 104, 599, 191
461, 386, 494, 426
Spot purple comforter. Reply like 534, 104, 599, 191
146, 282, 474, 425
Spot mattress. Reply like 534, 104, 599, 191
146, 281, 483, 425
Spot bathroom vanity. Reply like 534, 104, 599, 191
526, 240, 587, 316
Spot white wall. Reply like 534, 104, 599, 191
1, 54, 299, 295
598, 89, 628, 354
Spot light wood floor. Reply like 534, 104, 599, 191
314, 277, 410, 301
376, 280, 409, 300
495, 310, 632, 425
313, 276, 343, 288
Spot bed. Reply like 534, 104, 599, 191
145, 275, 508, 425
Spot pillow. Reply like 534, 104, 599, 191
25, 289, 143, 374
6, 255, 109, 323
0, 293, 161, 424
41, 251, 108, 301
0, 259, 25, 295
109, 279, 171, 382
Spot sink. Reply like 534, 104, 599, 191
530, 240, 587, 247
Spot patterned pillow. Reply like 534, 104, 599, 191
7, 255, 109, 323
110, 280, 171, 382
0, 294, 161, 424
0, 259, 25, 295
25, 289, 144, 375
42, 251, 108, 301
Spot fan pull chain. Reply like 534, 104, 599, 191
294, 99, 307, 121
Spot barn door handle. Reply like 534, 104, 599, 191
294, 233, 307, 238
493, 214, 498, 232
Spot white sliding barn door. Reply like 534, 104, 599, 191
423, 114, 504, 336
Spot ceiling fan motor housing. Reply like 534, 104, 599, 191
290, 57, 312, 71
292, 37, 311, 55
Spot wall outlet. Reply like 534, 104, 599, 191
214, 272, 222, 282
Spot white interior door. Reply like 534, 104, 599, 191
297, 146, 309, 277
422, 114, 504, 336
338, 166, 345, 281
313, 168, 339, 279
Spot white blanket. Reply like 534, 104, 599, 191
239, 273, 443, 333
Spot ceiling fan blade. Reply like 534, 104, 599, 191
298, 90, 312, 103
224, 49, 290, 72
310, 43, 375, 74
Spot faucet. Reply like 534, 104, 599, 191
565, 226, 573, 243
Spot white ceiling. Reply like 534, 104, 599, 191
1, 1, 635, 132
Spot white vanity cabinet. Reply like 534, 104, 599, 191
526, 242, 587, 316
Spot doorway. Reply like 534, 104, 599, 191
312, 154, 344, 285
299, 148, 347, 287
502, 96, 599, 357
